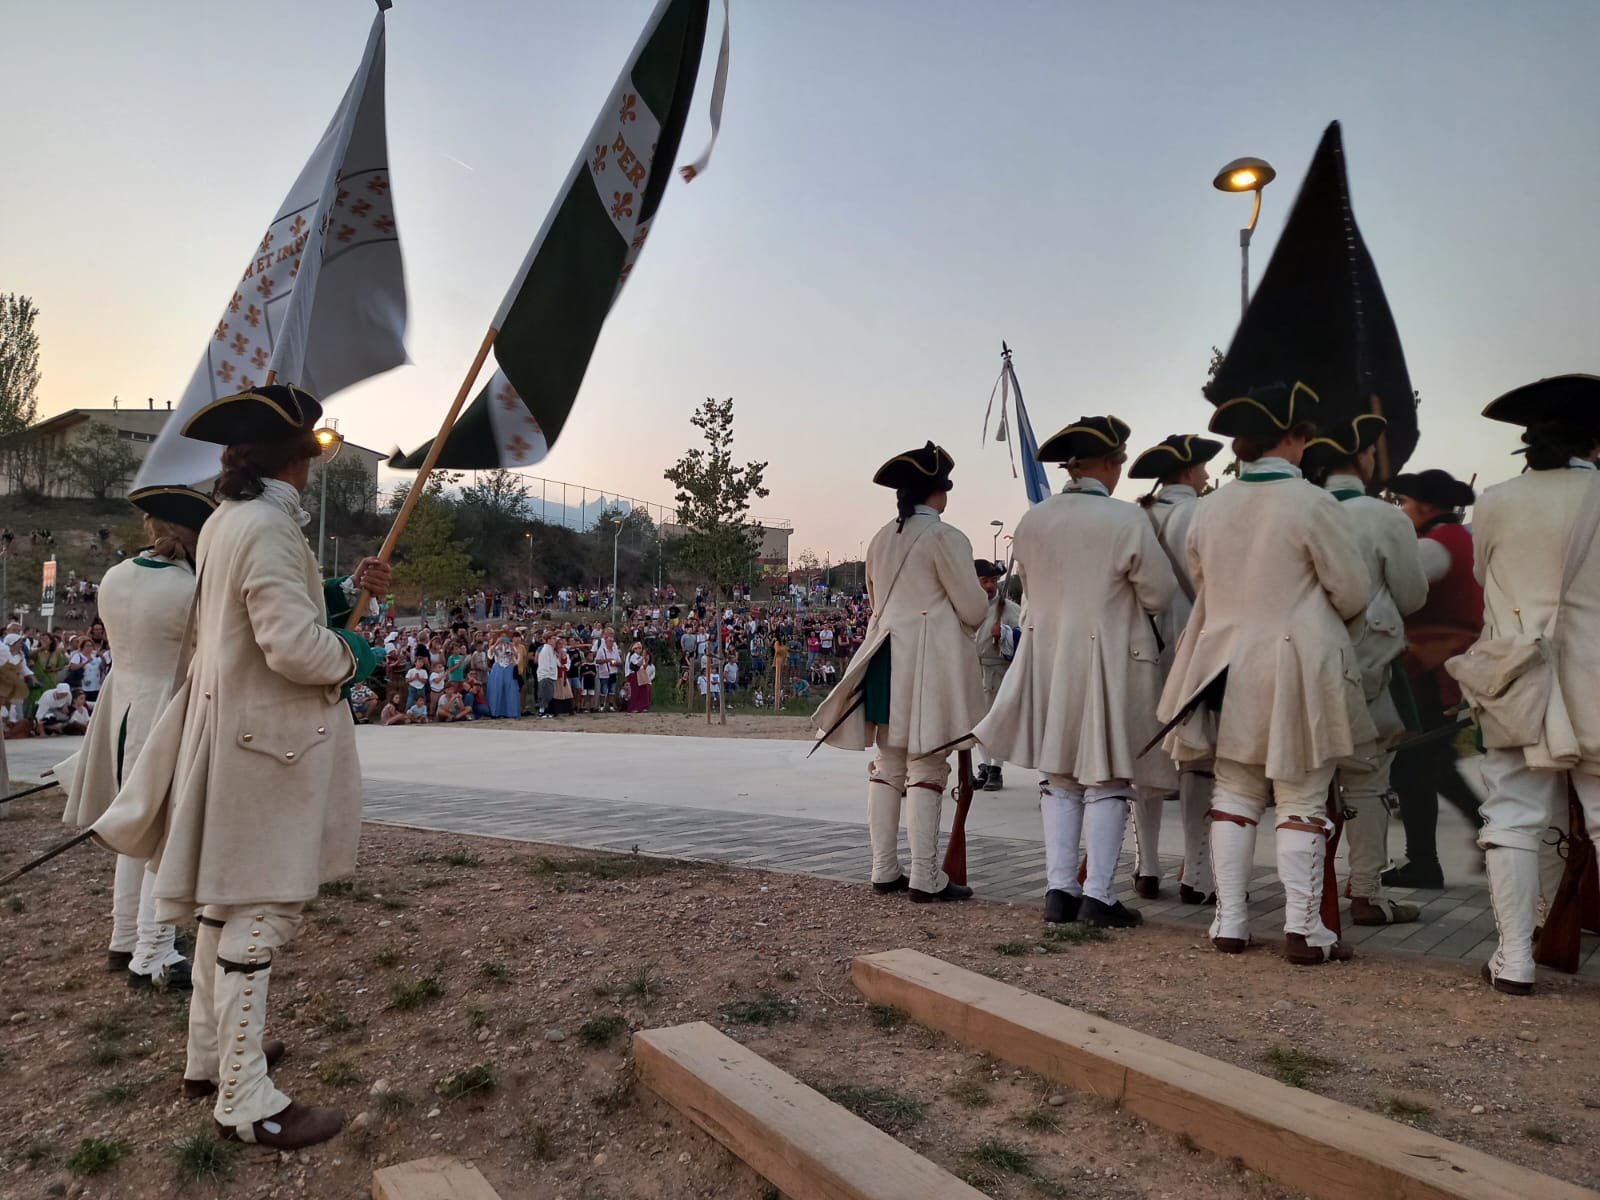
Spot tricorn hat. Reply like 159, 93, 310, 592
127, 485, 218, 531
1301, 412, 1387, 475
1388, 468, 1475, 510
1206, 122, 1417, 472
1481, 374, 1600, 430
1208, 381, 1321, 439
1036, 416, 1131, 464
974, 558, 1005, 579
181, 383, 323, 446
1128, 434, 1224, 480
873, 441, 955, 491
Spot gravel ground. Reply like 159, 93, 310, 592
1, 789, 1596, 1200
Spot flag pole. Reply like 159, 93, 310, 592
346, 327, 498, 628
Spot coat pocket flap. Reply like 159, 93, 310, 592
1446, 636, 1548, 699
236, 706, 334, 763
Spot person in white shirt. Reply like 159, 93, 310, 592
67, 693, 92, 731
535, 633, 561, 718
427, 665, 447, 716
722, 659, 739, 691
36, 681, 73, 734
593, 628, 622, 713
404, 658, 429, 708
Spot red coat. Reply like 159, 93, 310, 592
1403, 520, 1483, 709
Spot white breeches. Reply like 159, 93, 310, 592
1043, 775, 1131, 904
110, 854, 181, 976
868, 734, 950, 894
1340, 742, 1393, 901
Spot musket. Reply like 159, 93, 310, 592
942, 749, 975, 885
0, 829, 93, 888
0, 780, 60, 807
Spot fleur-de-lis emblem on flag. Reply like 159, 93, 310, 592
229, 292, 242, 314
290, 215, 307, 237
617, 263, 634, 286
257, 275, 276, 298
258, 231, 274, 253
350, 198, 372, 218
373, 215, 394, 235
592, 143, 608, 173
214, 320, 229, 342
250, 346, 269, 370
631, 226, 649, 251
507, 434, 532, 458
230, 332, 249, 357
217, 360, 235, 384
336, 224, 357, 243
243, 304, 262, 328
618, 93, 637, 122
239, 375, 256, 390
367, 175, 389, 195
610, 191, 634, 219
290, 257, 302, 277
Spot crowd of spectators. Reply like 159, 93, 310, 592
1, 618, 111, 738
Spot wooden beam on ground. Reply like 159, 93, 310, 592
372, 1156, 501, 1200
634, 1021, 987, 1200
852, 949, 1597, 1200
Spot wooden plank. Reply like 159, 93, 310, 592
852, 949, 1597, 1200
372, 1156, 501, 1200
634, 1021, 986, 1200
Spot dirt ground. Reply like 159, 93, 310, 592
464, 710, 815, 740
2, 790, 1597, 1200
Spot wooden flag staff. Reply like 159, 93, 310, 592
345, 327, 499, 629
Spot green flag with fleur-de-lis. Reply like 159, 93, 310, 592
395, 0, 730, 473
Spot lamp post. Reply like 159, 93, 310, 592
610, 518, 623, 629
312, 420, 343, 571
1212, 156, 1277, 318
990, 519, 1004, 560
525, 529, 534, 595
329, 535, 339, 577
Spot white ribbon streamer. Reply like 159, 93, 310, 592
680, 0, 730, 182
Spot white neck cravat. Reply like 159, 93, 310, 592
259, 478, 311, 526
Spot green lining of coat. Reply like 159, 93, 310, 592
863, 643, 891, 726
115, 709, 129, 787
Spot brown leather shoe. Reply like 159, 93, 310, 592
1481, 963, 1533, 997
183, 1039, 287, 1098
215, 1100, 344, 1150
1133, 875, 1160, 900
1211, 936, 1249, 954
1284, 933, 1353, 965
1351, 896, 1419, 926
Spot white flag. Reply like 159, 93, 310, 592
137, 7, 406, 488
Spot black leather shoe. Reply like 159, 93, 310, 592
910, 882, 973, 903
107, 950, 133, 973
971, 764, 989, 790
1043, 889, 1080, 924
1133, 875, 1160, 900
1381, 860, 1445, 889
128, 958, 192, 992
871, 874, 910, 894
982, 768, 1003, 792
1081, 897, 1143, 928
1179, 884, 1215, 905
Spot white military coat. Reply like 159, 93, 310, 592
813, 508, 989, 756
93, 486, 361, 919
973, 481, 1179, 787
1471, 464, 1600, 770
61, 553, 197, 829
1159, 464, 1375, 780
1323, 473, 1428, 739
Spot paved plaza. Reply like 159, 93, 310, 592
8, 727, 1597, 981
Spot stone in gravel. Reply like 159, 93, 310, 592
678, 1152, 692, 1164
477, 1028, 491, 1043
1471, 1105, 1486, 1115
45, 1179, 67, 1197
1271, 999, 1292, 1012
427, 1107, 441, 1119
1515, 1030, 1538, 1043
1047, 1094, 1067, 1107
545, 1029, 566, 1043
351, 1112, 372, 1132
370, 1079, 391, 1096
593, 1153, 608, 1166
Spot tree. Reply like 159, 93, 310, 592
0, 294, 41, 437
391, 474, 480, 605
460, 469, 530, 524
306, 456, 379, 528
59, 423, 139, 499
662, 397, 769, 591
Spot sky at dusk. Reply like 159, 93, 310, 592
5, 0, 1598, 561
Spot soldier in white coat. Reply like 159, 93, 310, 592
974, 416, 1178, 927
1301, 415, 1428, 926
1127, 434, 1223, 905
812, 442, 990, 902
972, 558, 1021, 792
60, 485, 217, 990
1461, 375, 1600, 995
93, 385, 388, 1149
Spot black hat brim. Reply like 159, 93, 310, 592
128, 486, 218, 530
1388, 471, 1475, 509
1128, 435, 1224, 480
873, 442, 956, 490
181, 385, 323, 446
1037, 416, 1131, 464
974, 559, 1005, 578
1481, 374, 1600, 429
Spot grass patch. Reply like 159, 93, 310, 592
1041, 922, 1109, 946
1524, 1124, 1562, 1144
868, 1003, 907, 1032
93, 1080, 140, 1105
1021, 1108, 1060, 1132
946, 1076, 992, 1108
1262, 1046, 1340, 1089
993, 941, 1032, 957
529, 851, 685, 881
66, 1137, 131, 1177
621, 966, 663, 1003
579, 1013, 628, 1047
479, 960, 511, 985
324, 1008, 361, 1034
374, 1087, 413, 1115
1381, 1096, 1433, 1121
526, 1122, 556, 1161
7, 895, 23, 914
815, 1082, 926, 1132
371, 946, 402, 968
967, 1137, 1032, 1175
85, 1012, 129, 1040
466, 1006, 491, 1031
436, 1063, 496, 1100
316, 1057, 358, 1086
719, 995, 799, 1026
592, 1076, 635, 1115
11, 1138, 56, 1166
388, 975, 443, 1011
416, 850, 483, 868
87, 1040, 123, 1067
173, 1132, 240, 1184
776, 967, 800, 982
317, 878, 371, 900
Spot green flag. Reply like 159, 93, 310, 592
396, 0, 724, 472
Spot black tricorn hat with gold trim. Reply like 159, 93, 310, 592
128, 485, 218, 531
1388, 468, 1475, 509
974, 558, 1005, 578
1128, 434, 1224, 480
1208, 381, 1321, 438
1036, 415, 1131, 463
1206, 122, 1417, 471
873, 441, 955, 491
181, 383, 323, 446
1300, 412, 1387, 475
1481, 374, 1600, 429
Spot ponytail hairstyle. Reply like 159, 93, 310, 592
142, 514, 199, 564
1521, 420, 1600, 472
215, 432, 322, 500
893, 480, 950, 532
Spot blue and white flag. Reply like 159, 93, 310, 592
983, 343, 1050, 506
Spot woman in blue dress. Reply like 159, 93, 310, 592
486, 631, 521, 718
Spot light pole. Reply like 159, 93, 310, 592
312, 420, 343, 571
990, 519, 1004, 560
329, 535, 339, 577
1212, 156, 1277, 318
525, 529, 534, 595
610, 518, 623, 628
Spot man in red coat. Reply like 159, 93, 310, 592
1383, 469, 1484, 889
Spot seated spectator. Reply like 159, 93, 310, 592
349, 680, 377, 724
463, 670, 493, 718
66, 691, 92, 733
381, 692, 409, 726
434, 682, 472, 722
36, 682, 73, 735
405, 694, 429, 723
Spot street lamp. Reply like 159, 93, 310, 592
525, 529, 534, 595
329, 534, 339, 577
610, 517, 623, 629
990, 519, 1004, 560
312, 420, 343, 571
1212, 155, 1276, 318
